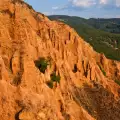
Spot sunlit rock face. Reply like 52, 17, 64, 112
0, 0, 120, 120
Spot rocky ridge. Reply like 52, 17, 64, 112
0, 0, 120, 120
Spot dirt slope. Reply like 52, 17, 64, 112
0, 0, 120, 120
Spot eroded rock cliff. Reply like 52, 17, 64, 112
0, 0, 120, 120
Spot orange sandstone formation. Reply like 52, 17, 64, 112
0, 0, 120, 120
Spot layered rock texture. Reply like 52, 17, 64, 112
0, 0, 120, 120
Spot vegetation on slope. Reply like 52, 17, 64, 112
49, 15, 120, 61
34, 57, 49, 73
88, 18, 120, 33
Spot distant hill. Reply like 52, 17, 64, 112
88, 18, 120, 34
49, 15, 120, 61
49, 15, 120, 34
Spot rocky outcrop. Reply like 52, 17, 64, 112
0, 0, 120, 120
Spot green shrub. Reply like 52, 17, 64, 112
101, 69, 106, 76
46, 72, 61, 89
46, 81, 53, 89
50, 72, 61, 83
34, 57, 49, 73
98, 64, 106, 76
115, 80, 120, 86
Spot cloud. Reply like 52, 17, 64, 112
69, 0, 96, 7
99, 0, 108, 4
43, 11, 54, 15
52, 6, 59, 10
52, 0, 96, 11
52, 5, 68, 10
99, 0, 120, 6
52, 0, 120, 12
116, 0, 120, 7
99, 0, 120, 9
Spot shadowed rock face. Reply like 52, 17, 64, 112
0, 0, 120, 120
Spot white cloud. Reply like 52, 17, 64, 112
69, 0, 120, 8
99, 0, 120, 7
52, 5, 68, 10
43, 11, 54, 15
100, 0, 108, 4
69, 0, 96, 7
116, 0, 120, 7
99, 0, 120, 9
52, 6, 59, 10
52, 0, 120, 12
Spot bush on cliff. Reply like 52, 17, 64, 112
50, 72, 61, 83
115, 80, 120, 86
34, 57, 49, 73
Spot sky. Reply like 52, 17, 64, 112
24, 0, 120, 18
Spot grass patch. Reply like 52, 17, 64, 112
115, 80, 120, 86
98, 64, 106, 76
